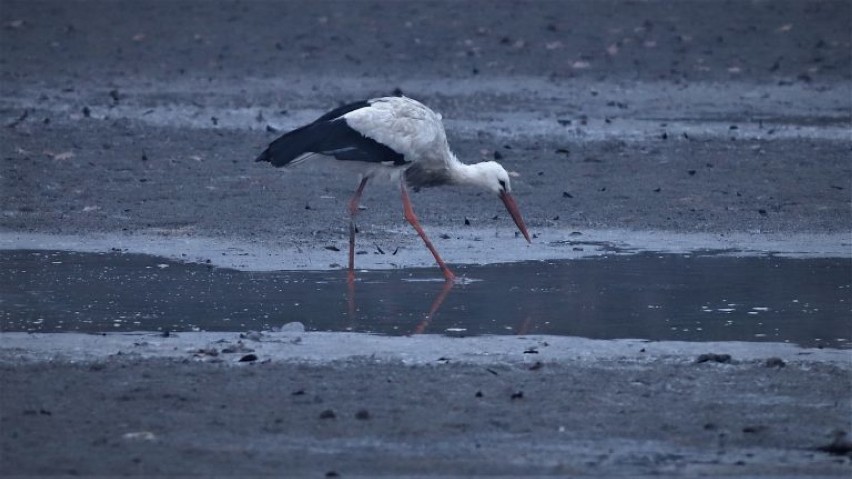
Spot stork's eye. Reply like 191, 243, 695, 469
498, 179, 507, 191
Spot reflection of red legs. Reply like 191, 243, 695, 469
412, 279, 455, 335
515, 315, 534, 335
347, 270, 357, 318
400, 182, 455, 282
347, 177, 369, 282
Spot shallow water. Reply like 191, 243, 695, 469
2, 250, 849, 348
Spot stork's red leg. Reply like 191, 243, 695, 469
348, 177, 369, 217
347, 177, 369, 281
400, 183, 456, 282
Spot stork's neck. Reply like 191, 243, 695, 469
449, 159, 487, 187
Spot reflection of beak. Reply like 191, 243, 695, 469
499, 190, 531, 243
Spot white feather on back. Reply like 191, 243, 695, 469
343, 97, 452, 167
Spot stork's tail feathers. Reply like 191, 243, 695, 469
255, 124, 320, 167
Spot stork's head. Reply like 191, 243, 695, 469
466, 161, 531, 243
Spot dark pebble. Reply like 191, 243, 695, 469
319, 409, 336, 420
764, 357, 786, 368
695, 353, 732, 364
817, 431, 852, 456
238, 354, 257, 362
355, 409, 370, 420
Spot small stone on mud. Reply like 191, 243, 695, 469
695, 353, 732, 364
238, 354, 258, 362
510, 391, 524, 400
195, 347, 218, 357
764, 357, 786, 368
277, 321, 305, 333
817, 431, 852, 457
319, 409, 336, 420
355, 409, 370, 420
240, 331, 263, 341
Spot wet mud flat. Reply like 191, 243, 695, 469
1, 332, 851, 477
1, 0, 850, 475
1, 247, 851, 476
0, 332, 852, 477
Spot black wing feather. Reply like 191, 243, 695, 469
255, 100, 407, 167
314, 100, 371, 122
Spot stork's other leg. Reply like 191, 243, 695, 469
348, 177, 369, 217
400, 182, 455, 282
347, 177, 369, 281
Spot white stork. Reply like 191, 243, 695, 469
255, 96, 531, 282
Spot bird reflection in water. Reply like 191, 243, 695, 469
346, 272, 456, 335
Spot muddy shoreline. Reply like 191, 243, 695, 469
2, 332, 850, 476
1, 0, 850, 476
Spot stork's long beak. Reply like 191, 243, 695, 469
499, 191, 531, 243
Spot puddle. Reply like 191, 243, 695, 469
1, 250, 849, 348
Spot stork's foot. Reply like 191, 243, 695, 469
442, 268, 456, 283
